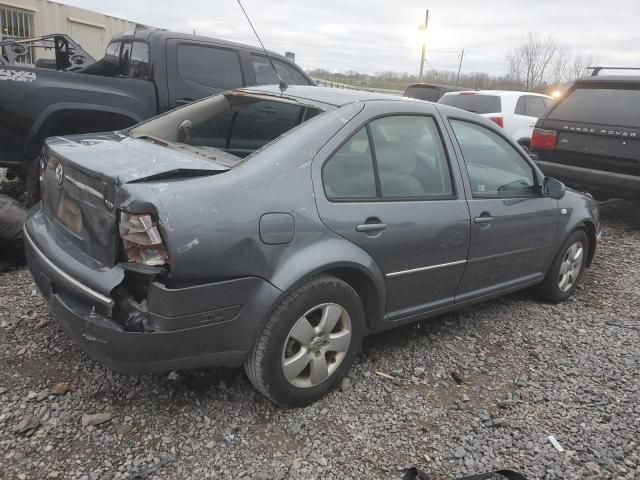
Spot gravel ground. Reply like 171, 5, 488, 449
0, 200, 638, 480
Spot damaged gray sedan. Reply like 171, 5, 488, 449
26, 85, 600, 406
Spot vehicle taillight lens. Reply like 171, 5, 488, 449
531, 128, 558, 151
119, 212, 169, 266
488, 116, 504, 128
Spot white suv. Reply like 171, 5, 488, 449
438, 90, 553, 148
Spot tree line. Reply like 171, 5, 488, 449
310, 33, 598, 94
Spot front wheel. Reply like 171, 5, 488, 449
244, 275, 365, 407
537, 230, 589, 302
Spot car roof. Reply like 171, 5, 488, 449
443, 90, 551, 98
240, 85, 408, 107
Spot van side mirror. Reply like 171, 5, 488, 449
543, 177, 566, 200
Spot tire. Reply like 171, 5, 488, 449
244, 275, 365, 407
537, 229, 589, 302
23, 156, 41, 207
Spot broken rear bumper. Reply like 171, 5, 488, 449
25, 209, 282, 373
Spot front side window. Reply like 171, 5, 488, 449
177, 44, 243, 89
450, 120, 536, 197
251, 55, 310, 85
369, 116, 453, 198
323, 116, 453, 201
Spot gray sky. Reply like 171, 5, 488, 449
60, 0, 639, 76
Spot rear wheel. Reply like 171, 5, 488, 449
244, 275, 364, 407
537, 230, 589, 302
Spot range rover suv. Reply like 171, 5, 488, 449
531, 68, 640, 200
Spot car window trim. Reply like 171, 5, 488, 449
175, 42, 245, 89
322, 112, 459, 203
447, 116, 542, 200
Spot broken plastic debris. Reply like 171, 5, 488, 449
548, 435, 564, 452
223, 433, 235, 444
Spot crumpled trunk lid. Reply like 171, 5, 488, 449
41, 133, 228, 267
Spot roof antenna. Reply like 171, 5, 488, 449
236, 0, 288, 93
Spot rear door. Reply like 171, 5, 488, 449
442, 115, 558, 301
313, 101, 470, 321
536, 83, 640, 175
165, 40, 246, 109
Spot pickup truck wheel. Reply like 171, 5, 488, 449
24, 156, 40, 207
537, 230, 589, 303
244, 275, 364, 407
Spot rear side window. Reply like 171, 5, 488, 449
252, 55, 310, 85
323, 116, 453, 200
548, 87, 640, 126
439, 94, 502, 114
369, 116, 453, 198
525, 96, 548, 118
177, 44, 243, 89
323, 128, 377, 199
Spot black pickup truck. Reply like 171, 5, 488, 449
0, 28, 314, 185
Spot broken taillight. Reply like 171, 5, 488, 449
118, 212, 169, 266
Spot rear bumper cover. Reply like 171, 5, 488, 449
25, 208, 282, 373
536, 160, 640, 199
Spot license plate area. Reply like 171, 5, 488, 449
56, 192, 83, 235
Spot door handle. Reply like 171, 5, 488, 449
356, 223, 387, 233
175, 98, 194, 106
474, 216, 493, 224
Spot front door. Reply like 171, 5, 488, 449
314, 105, 471, 320
445, 118, 558, 301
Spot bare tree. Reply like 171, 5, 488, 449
507, 33, 560, 90
566, 53, 599, 81
550, 45, 571, 86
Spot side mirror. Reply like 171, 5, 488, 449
543, 177, 566, 200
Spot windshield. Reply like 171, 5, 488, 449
439, 94, 502, 114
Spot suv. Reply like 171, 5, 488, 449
439, 90, 553, 148
403, 83, 465, 102
531, 69, 640, 200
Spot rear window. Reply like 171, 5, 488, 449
404, 86, 440, 102
547, 87, 640, 127
439, 94, 502, 114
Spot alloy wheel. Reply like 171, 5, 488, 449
281, 303, 352, 388
558, 241, 584, 292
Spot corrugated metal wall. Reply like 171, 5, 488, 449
0, 0, 138, 60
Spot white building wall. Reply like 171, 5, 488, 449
0, 0, 138, 59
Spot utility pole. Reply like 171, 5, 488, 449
456, 48, 465, 85
418, 9, 429, 82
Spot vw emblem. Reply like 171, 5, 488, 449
55, 164, 64, 186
